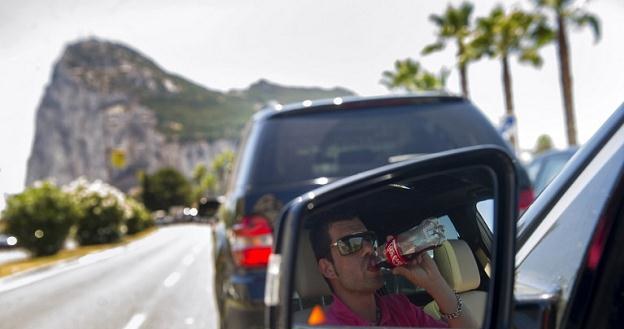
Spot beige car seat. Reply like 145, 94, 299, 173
424, 239, 487, 327
292, 230, 332, 323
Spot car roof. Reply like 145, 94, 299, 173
252, 92, 467, 121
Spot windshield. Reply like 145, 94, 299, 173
250, 103, 505, 186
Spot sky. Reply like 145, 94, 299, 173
1, 0, 623, 210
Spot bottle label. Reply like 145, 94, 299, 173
384, 237, 407, 267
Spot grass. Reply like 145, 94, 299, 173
0, 227, 157, 278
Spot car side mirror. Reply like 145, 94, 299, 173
265, 146, 517, 329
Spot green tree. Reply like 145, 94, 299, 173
191, 164, 217, 204
75, 192, 125, 245
141, 167, 192, 211
533, 0, 600, 146
124, 198, 153, 235
380, 59, 449, 92
2, 182, 81, 256
534, 134, 554, 154
470, 7, 552, 150
211, 150, 235, 195
422, 2, 475, 98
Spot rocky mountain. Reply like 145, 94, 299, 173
26, 39, 355, 191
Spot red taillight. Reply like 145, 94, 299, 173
519, 188, 535, 214
237, 247, 273, 267
231, 215, 273, 268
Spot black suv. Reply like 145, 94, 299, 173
212, 94, 533, 329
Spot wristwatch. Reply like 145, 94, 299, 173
440, 293, 463, 321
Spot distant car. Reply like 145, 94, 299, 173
153, 210, 174, 226
0, 233, 18, 249
212, 94, 534, 329
526, 147, 578, 195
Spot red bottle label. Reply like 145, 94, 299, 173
384, 237, 407, 267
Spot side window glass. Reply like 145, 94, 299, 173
437, 215, 460, 240
477, 199, 494, 232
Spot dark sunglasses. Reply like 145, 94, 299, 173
330, 231, 378, 256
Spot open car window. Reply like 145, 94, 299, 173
290, 166, 495, 328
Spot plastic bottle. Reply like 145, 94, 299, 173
375, 218, 446, 268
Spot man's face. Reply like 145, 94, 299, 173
324, 218, 383, 294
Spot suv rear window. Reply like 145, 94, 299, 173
250, 102, 505, 186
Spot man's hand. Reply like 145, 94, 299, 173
386, 236, 446, 292
387, 236, 479, 328
391, 250, 447, 292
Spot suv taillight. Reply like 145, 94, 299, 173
231, 215, 273, 268
519, 188, 535, 214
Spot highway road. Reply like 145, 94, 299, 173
0, 224, 218, 329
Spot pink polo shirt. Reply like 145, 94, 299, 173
324, 293, 448, 327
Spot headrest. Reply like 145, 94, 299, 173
433, 239, 480, 292
295, 230, 332, 298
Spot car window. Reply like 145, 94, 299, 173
437, 215, 460, 240
534, 155, 572, 194
477, 199, 495, 232
227, 122, 252, 191
250, 103, 505, 187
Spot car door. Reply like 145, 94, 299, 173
567, 185, 624, 329
513, 103, 624, 329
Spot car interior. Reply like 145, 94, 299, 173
289, 167, 495, 328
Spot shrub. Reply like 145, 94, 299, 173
75, 192, 125, 245
66, 178, 127, 246
124, 199, 153, 235
2, 182, 80, 256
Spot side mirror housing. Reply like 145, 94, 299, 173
265, 146, 517, 329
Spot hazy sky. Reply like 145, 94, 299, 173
1, 0, 623, 209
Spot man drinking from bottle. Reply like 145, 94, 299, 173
309, 216, 478, 328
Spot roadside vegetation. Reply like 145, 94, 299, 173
1, 179, 155, 259
0, 149, 232, 277
190, 150, 234, 202
140, 167, 193, 212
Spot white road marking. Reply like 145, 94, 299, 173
123, 313, 146, 329
182, 255, 195, 266
163, 272, 181, 288
185, 317, 195, 325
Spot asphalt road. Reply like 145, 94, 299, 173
0, 224, 218, 329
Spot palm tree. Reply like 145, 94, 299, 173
422, 2, 474, 98
470, 7, 552, 150
380, 59, 449, 92
534, 0, 601, 146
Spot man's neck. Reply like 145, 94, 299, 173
335, 290, 377, 323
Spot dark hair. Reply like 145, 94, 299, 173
309, 212, 359, 262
